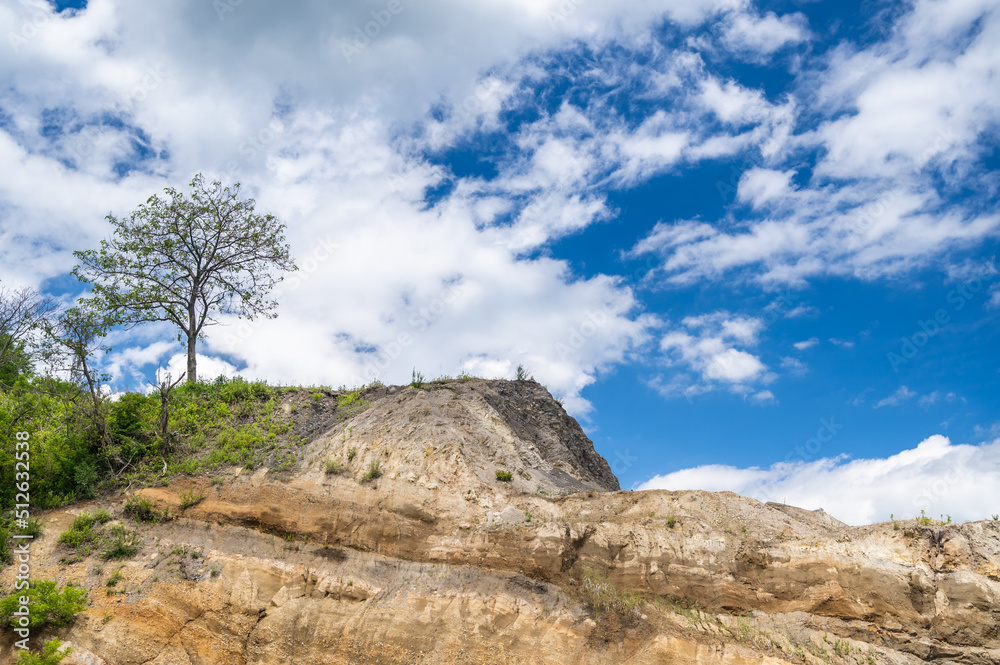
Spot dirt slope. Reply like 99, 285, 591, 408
3, 379, 998, 665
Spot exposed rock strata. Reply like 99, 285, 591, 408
2, 380, 997, 664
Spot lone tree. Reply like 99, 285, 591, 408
73, 174, 296, 383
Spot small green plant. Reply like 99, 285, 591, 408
106, 569, 124, 587
832, 638, 851, 657
0, 581, 88, 629
347, 447, 356, 462
580, 568, 642, 620
124, 495, 170, 523
16, 638, 71, 665
410, 369, 424, 388
179, 489, 206, 510
336, 391, 360, 407
495, 470, 513, 482
361, 460, 382, 483
210, 563, 222, 577
310, 392, 324, 401
515, 364, 530, 381
17, 517, 44, 539
666, 515, 677, 528
101, 525, 141, 560
993, 514, 999, 521
58, 510, 114, 554
325, 459, 344, 475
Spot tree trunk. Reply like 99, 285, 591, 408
186, 333, 197, 384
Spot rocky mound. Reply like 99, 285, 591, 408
2, 380, 999, 665
289, 378, 618, 495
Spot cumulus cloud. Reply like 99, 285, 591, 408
654, 311, 776, 399
637, 435, 1000, 525
793, 337, 818, 350
720, 11, 811, 59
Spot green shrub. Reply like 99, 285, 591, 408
0, 523, 11, 566
17, 517, 43, 539
495, 470, 513, 482
666, 515, 676, 528
336, 391, 360, 407
0, 580, 88, 629
58, 510, 111, 552
325, 459, 344, 475
74, 459, 99, 499
101, 524, 141, 560
347, 447, 356, 462
16, 638, 71, 665
123, 495, 170, 523
515, 364, 529, 381
360, 461, 382, 483
410, 369, 424, 388
179, 489, 205, 510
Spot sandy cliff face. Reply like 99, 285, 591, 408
3, 380, 998, 665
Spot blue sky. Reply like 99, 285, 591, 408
2, 0, 998, 524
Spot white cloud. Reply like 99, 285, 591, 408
637, 435, 1000, 525
874, 386, 958, 409
737, 168, 796, 208
655, 311, 773, 398
779, 356, 807, 376
918, 391, 957, 407
632, 1, 1000, 286
720, 11, 811, 58
793, 337, 818, 350
829, 338, 854, 348
875, 385, 917, 408
988, 285, 1000, 309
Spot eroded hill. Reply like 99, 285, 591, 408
2, 379, 999, 665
